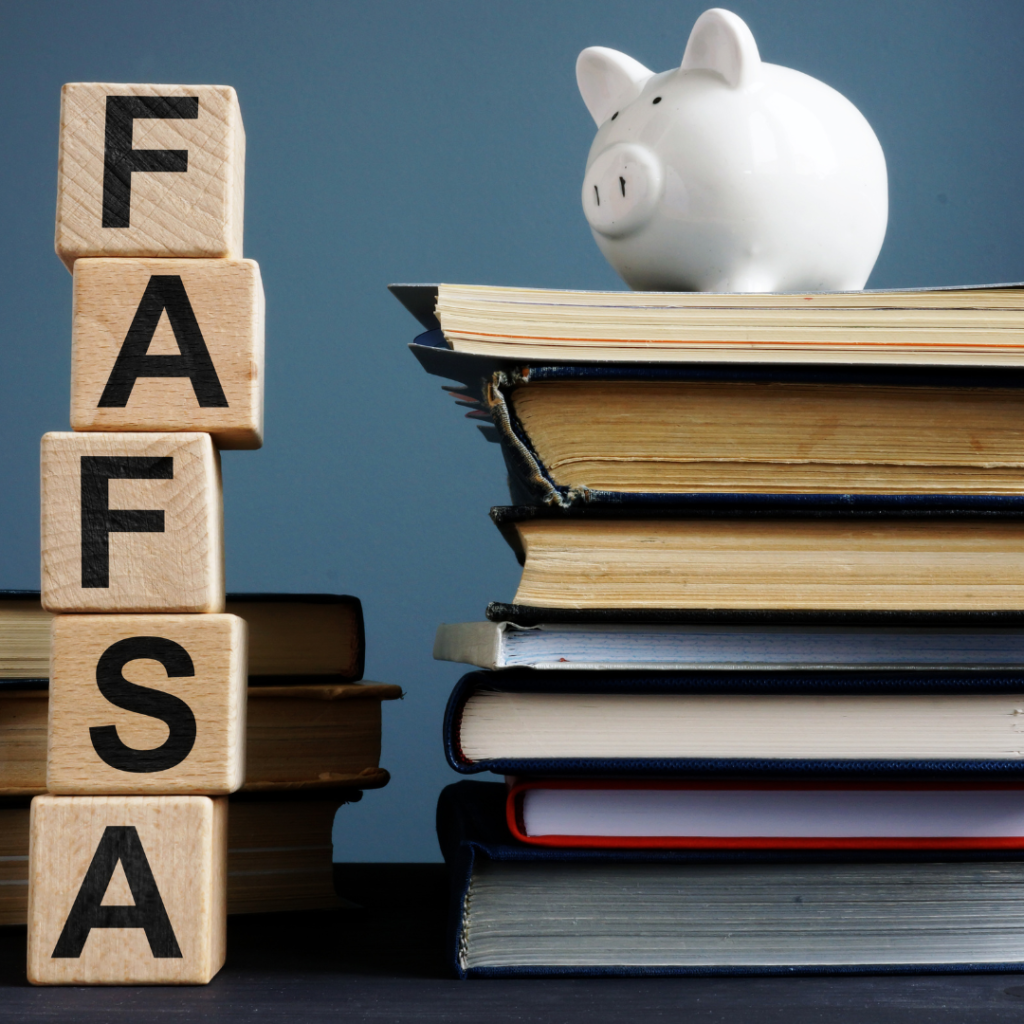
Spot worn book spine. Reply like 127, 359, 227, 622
409, 328, 1024, 507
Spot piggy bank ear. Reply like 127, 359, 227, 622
681, 8, 760, 88
576, 47, 654, 126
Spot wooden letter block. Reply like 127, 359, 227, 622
48, 615, 247, 795
55, 84, 244, 269
27, 795, 226, 985
71, 258, 264, 449
41, 432, 223, 614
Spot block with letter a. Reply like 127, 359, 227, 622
55, 84, 245, 269
71, 258, 264, 449
48, 614, 247, 795
27, 795, 227, 985
40, 432, 223, 614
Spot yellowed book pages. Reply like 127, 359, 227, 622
510, 380, 1024, 495
511, 517, 1024, 610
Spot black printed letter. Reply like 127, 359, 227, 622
98, 276, 228, 408
52, 826, 182, 959
80, 456, 173, 588
102, 95, 199, 229
90, 636, 197, 773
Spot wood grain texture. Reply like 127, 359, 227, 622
55, 84, 244, 270
70, 259, 264, 449
27, 795, 227, 985
1, 682, 400, 797
47, 615, 247, 795
41, 432, 224, 613
2, 793, 352, 926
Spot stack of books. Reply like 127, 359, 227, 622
0, 592, 400, 926
398, 281, 1024, 978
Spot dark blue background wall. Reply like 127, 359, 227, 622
1, 0, 1021, 859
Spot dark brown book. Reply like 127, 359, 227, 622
0, 592, 366, 688
0, 791, 362, 925
0, 682, 401, 797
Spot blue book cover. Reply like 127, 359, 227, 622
398, 302, 1024, 508
437, 780, 1024, 979
444, 668, 1024, 779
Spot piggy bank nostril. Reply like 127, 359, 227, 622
581, 143, 662, 238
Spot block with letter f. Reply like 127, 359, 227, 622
41, 432, 223, 613
55, 84, 245, 269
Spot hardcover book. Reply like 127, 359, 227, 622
0, 591, 366, 688
438, 780, 1024, 978
443, 668, 1024, 778
0, 681, 401, 796
505, 779, 1024, 850
434, 619, 1024, 672
398, 294, 1024, 506
0, 789, 361, 926
490, 504, 1024, 613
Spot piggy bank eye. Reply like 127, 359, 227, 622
652, 96, 662, 105
611, 111, 619, 120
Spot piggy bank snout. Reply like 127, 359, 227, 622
582, 143, 663, 238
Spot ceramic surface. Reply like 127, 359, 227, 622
577, 8, 888, 292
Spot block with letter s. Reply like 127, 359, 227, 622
47, 613, 247, 795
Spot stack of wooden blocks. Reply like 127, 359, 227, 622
28, 83, 264, 985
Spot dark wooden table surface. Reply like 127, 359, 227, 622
3, 864, 1024, 1023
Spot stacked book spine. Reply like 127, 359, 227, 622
0, 591, 401, 927
29, 82, 260, 986
399, 282, 1024, 978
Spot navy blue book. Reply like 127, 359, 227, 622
400, 319, 1024, 509
444, 668, 1024, 779
438, 780, 1024, 978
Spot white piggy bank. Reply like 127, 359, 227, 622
578, 8, 887, 291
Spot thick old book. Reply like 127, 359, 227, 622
443, 669, 1024, 778
225, 790, 358, 915
0, 681, 400, 796
0, 790, 359, 926
434, 619, 1024, 672
406, 328, 1024, 505
438, 781, 1024, 978
485, 366, 1024, 502
0, 592, 50, 685
491, 504, 1024, 613
505, 779, 1024, 850
226, 594, 365, 683
0, 591, 365, 688
415, 282, 1024, 367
